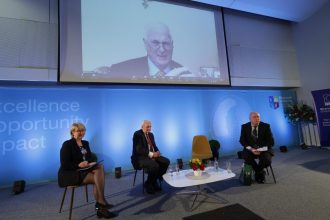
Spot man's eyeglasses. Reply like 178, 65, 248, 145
148, 40, 173, 50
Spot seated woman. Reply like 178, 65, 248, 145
58, 122, 116, 218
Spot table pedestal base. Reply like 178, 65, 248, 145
176, 184, 228, 210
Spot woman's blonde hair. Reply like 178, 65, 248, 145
70, 122, 86, 137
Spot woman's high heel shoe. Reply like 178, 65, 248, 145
95, 202, 114, 210
96, 207, 117, 218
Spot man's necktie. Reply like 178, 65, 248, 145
252, 126, 258, 141
252, 126, 258, 136
145, 133, 154, 152
156, 70, 166, 77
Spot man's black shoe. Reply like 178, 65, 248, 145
146, 186, 155, 194
256, 178, 265, 184
144, 181, 155, 194
153, 182, 162, 191
254, 173, 260, 182
256, 171, 265, 184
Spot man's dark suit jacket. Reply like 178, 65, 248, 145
110, 56, 183, 77
132, 129, 159, 167
239, 121, 275, 155
58, 138, 92, 187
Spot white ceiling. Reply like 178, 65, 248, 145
193, 0, 330, 22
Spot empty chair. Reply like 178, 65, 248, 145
192, 135, 212, 160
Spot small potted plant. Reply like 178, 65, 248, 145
209, 139, 220, 160
285, 103, 316, 124
285, 103, 316, 148
189, 158, 205, 176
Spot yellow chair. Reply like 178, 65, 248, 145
192, 135, 213, 160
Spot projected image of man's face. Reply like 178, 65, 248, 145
144, 24, 173, 70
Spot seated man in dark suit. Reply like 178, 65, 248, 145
132, 120, 170, 194
109, 23, 191, 78
239, 112, 274, 183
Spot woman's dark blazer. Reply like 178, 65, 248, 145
58, 138, 92, 187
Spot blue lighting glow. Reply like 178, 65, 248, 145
0, 87, 298, 186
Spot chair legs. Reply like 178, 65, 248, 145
244, 163, 276, 184
268, 164, 276, 184
84, 184, 88, 202
132, 168, 145, 193
69, 187, 75, 220
133, 169, 138, 187
59, 187, 68, 213
264, 165, 276, 184
59, 185, 88, 220
142, 169, 145, 193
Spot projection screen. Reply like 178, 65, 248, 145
59, 0, 230, 85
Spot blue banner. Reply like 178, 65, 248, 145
312, 89, 330, 146
0, 87, 298, 187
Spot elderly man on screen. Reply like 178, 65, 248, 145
239, 112, 274, 183
108, 23, 191, 78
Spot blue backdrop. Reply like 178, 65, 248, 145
0, 87, 298, 187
